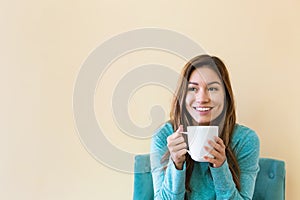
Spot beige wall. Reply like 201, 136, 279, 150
1, 0, 299, 199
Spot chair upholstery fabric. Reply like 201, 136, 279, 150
253, 158, 286, 200
133, 154, 154, 200
133, 154, 285, 200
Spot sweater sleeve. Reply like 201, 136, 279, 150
210, 125, 260, 200
150, 123, 186, 200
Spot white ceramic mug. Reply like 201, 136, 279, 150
182, 126, 218, 162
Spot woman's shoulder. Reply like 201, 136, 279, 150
151, 121, 174, 150
231, 124, 260, 151
152, 121, 174, 139
233, 124, 258, 138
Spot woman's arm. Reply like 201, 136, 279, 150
210, 127, 260, 200
150, 123, 187, 200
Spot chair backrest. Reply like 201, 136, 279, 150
133, 154, 154, 200
253, 158, 286, 200
133, 154, 285, 200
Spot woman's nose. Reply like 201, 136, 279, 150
196, 88, 210, 103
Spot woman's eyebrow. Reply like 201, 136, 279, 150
188, 81, 199, 85
188, 81, 221, 85
207, 81, 221, 85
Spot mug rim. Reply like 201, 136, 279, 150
187, 125, 218, 128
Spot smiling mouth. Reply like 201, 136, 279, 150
193, 107, 212, 112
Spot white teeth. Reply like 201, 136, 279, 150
195, 107, 210, 111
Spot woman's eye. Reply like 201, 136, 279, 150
188, 87, 197, 92
208, 87, 218, 92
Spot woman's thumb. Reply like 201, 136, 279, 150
176, 125, 183, 133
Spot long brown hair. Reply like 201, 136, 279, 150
163, 54, 240, 194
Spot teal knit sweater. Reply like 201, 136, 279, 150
150, 122, 260, 200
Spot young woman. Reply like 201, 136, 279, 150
150, 55, 260, 199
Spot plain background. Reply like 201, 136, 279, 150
1, 0, 299, 199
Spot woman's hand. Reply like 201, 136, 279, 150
204, 136, 226, 168
167, 125, 187, 170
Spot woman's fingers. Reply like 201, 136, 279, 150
205, 146, 222, 159
167, 125, 187, 169
172, 149, 187, 162
214, 136, 226, 148
167, 133, 186, 147
172, 142, 187, 152
208, 138, 225, 154
167, 125, 186, 147
204, 136, 226, 168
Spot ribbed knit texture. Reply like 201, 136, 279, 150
150, 122, 260, 200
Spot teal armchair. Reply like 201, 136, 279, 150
133, 154, 285, 200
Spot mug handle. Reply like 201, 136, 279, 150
180, 132, 190, 152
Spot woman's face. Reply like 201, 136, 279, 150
185, 66, 225, 125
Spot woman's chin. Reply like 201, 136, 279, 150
190, 116, 215, 126
194, 120, 210, 126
